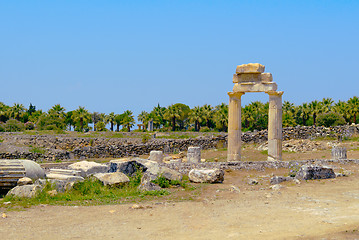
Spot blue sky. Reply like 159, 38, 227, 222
1, 0, 358, 118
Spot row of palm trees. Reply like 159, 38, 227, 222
0, 96, 358, 132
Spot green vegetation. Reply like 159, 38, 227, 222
29, 146, 46, 154
152, 174, 192, 189
0, 96, 358, 133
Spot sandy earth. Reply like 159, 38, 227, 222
2, 164, 359, 240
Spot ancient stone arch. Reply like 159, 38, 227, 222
227, 63, 283, 161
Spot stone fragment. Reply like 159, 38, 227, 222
270, 184, 284, 191
331, 147, 347, 160
248, 179, 259, 185
68, 160, 109, 178
187, 147, 201, 163
230, 185, 240, 193
17, 177, 33, 186
6, 184, 42, 198
48, 169, 81, 176
188, 169, 224, 183
19, 160, 46, 180
47, 190, 58, 196
270, 176, 292, 185
46, 173, 84, 182
149, 151, 164, 163
295, 165, 336, 180
236, 63, 265, 74
93, 172, 130, 187
35, 179, 75, 193
138, 172, 162, 191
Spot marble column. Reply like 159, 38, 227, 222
267, 91, 284, 161
227, 92, 244, 161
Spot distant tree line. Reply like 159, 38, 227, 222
0, 96, 358, 133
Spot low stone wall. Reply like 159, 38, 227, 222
162, 159, 359, 174
0, 125, 358, 161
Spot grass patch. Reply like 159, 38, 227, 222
151, 174, 194, 190
260, 150, 268, 155
29, 146, 46, 154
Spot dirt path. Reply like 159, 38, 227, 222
2, 167, 359, 239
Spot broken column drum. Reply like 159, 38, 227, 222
227, 63, 283, 161
187, 147, 201, 163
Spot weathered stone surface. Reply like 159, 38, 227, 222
332, 147, 347, 160
188, 169, 224, 183
141, 160, 182, 181
19, 160, 45, 180
187, 147, 201, 163
260, 73, 273, 82
233, 82, 277, 93
17, 177, 33, 186
149, 151, 164, 163
68, 161, 109, 177
296, 165, 336, 180
270, 176, 292, 185
6, 184, 42, 198
93, 172, 130, 186
48, 169, 81, 176
46, 173, 84, 182
236, 63, 265, 74
270, 184, 284, 191
110, 158, 147, 176
138, 172, 162, 191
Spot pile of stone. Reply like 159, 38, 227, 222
258, 139, 329, 153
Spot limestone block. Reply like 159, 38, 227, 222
236, 63, 265, 74
187, 147, 201, 163
68, 160, 109, 178
260, 73, 273, 82
149, 150, 164, 163
233, 82, 277, 93
236, 73, 261, 82
109, 158, 147, 176
295, 165, 336, 180
19, 160, 46, 180
6, 184, 42, 198
46, 173, 84, 182
93, 172, 130, 187
188, 169, 224, 183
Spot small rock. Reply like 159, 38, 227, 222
270, 184, 284, 191
230, 185, 240, 193
2, 213, 7, 219
47, 190, 58, 196
270, 176, 292, 185
248, 179, 259, 185
6, 184, 42, 198
17, 177, 33, 186
296, 164, 336, 180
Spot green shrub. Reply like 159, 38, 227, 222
141, 134, 151, 143
29, 146, 46, 154
5, 119, 24, 132
199, 126, 210, 132
24, 121, 35, 130
95, 121, 107, 131
317, 112, 346, 127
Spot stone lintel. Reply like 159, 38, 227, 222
236, 63, 265, 74
233, 72, 273, 83
233, 82, 277, 93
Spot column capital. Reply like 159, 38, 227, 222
228, 91, 245, 98
266, 91, 284, 97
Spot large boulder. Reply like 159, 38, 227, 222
6, 184, 42, 198
296, 164, 336, 180
140, 160, 182, 181
110, 158, 147, 176
93, 172, 130, 187
35, 179, 75, 193
68, 161, 109, 177
188, 169, 224, 183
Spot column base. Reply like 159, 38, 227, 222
227, 153, 241, 162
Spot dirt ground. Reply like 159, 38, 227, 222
2, 163, 359, 239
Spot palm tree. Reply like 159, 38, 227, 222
297, 103, 310, 126
72, 106, 91, 132
48, 104, 66, 117
138, 111, 149, 126
189, 106, 203, 131
0, 102, 10, 122
333, 100, 350, 123
282, 101, 296, 127
348, 96, 359, 123
164, 104, 181, 131
213, 103, 228, 132
241, 105, 254, 130
121, 110, 135, 132
107, 112, 116, 131
115, 114, 123, 131
309, 100, 323, 126
150, 104, 166, 129
91, 112, 102, 131
321, 98, 334, 113
201, 104, 213, 128
9, 103, 26, 121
